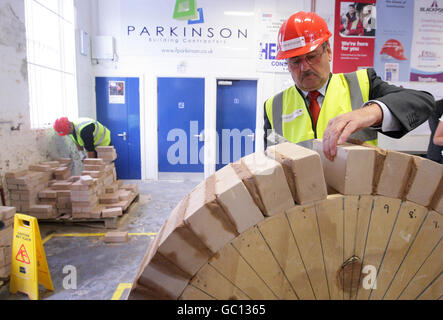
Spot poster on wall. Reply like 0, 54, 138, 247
333, 0, 376, 73
120, 0, 255, 58
256, 11, 290, 73
409, 0, 443, 82
109, 81, 125, 104
374, 0, 414, 82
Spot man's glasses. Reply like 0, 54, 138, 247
287, 44, 327, 68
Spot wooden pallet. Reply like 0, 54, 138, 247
38, 193, 140, 229
40, 215, 119, 229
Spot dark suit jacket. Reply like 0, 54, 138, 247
426, 99, 443, 163
264, 68, 435, 148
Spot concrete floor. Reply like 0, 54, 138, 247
0, 176, 202, 300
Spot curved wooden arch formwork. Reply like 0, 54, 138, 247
128, 140, 443, 300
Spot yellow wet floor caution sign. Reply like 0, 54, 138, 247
9, 214, 54, 300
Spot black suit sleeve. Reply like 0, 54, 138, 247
367, 68, 435, 138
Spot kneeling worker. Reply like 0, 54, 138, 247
53, 117, 111, 158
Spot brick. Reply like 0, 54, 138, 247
121, 184, 138, 194
0, 227, 13, 247
313, 140, 376, 195
102, 207, 122, 218
0, 207, 15, 221
38, 189, 58, 199
81, 171, 103, 178
0, 264, 11, 279
431, 178, 443, 214
40, 161, 60, 168
104, 231, 128, 243
238, 152, 294, 216
55, 158, 72, 165
0, 246, 11, 267
6, 184, 18, 190
99, 193, 119, 204
83, 158, 104, 165
72, 212, 92, 219
406, 156, 443, 207
29, 205, 53, 213
5, 170, 28, 179
213, 164, 264, 233
266, 142, 328, 205
184, 178, 238, 254
154, 198, 213, 276
51, 182, 73, 190
118, 190, 131, 201
96, 146, 115, 152
10, 193, 20, 201
136, 251, 190, 300
68, 176, 81, 183
80, 175, 94, 185
376, 151, 412, 198
84, 164, 105, 172
105, 183, 119, 194
29, 164, 52, 172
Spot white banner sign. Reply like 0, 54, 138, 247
256, 11, 290, 73
121, 0, 255, 58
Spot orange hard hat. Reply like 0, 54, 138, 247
380, 39, 407, 60
276, 11, 332, 60
53, 117, 70, 136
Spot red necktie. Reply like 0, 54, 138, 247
308, 90, 321, 128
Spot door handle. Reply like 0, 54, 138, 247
118, 132, 127, 141
247, 133, 255, 142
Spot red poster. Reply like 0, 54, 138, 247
333, 0, 376, 73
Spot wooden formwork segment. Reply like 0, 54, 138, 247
129, 140, 443, 300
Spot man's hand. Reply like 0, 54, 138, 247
322, 103, 383, 161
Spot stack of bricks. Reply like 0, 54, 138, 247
95, 146, 138, 217
4, 148, 139, 222
70, 175, 102, 219
5, 159, 73, 220
6, 168, 55, 219
0, 206, 15, 280
96, 146, 117, 163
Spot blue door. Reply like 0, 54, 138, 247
95, 77, 141, 179
216, 80, 257, 170
157, 77, 205, 172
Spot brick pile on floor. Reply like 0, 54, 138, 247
4, 147, 139, 221
0, 206, 15, 280
5, 158, 72, 220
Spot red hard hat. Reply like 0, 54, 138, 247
276, 11, 332, 60
53, 117, 70, 136
380, 39, 407, 60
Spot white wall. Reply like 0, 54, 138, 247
75, 0, 95, 118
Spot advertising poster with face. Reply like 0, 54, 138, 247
333, 0, 377, 73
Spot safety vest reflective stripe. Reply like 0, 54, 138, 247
343, 72, 377, 142
95, 127, 109, 146
71, 118, 110, 147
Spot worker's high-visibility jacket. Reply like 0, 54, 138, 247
69, 118, 111, 148
265, 69, 378, 146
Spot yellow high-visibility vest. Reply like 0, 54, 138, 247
69, 118, 111, 148
265, 69, 378, 146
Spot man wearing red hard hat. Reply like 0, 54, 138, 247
53, 117, 111, 158
264, 11, 434, 160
